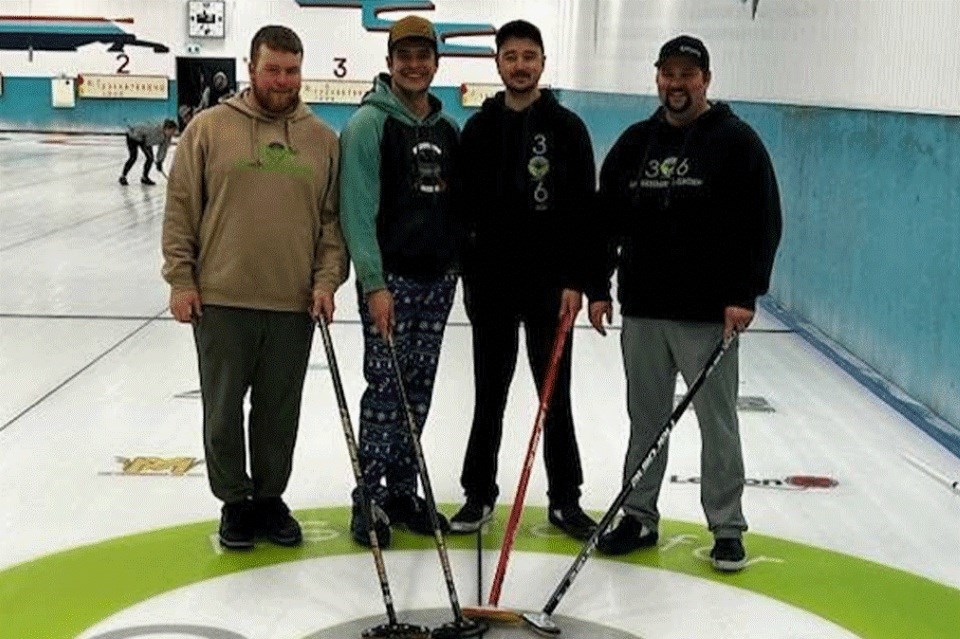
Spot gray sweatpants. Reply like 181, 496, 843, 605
620, 317, 747, 539
193, 305, 314, 504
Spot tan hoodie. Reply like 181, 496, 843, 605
162, 90, 348, 312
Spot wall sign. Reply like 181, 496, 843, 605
77, 73, 169, 99
300, 79, 370, 104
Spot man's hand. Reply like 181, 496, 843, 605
724, 305, 755, 338
559, 288, 582, 328
170, 288, 202, 323
589, 300, 613, 336
311, 289, 335, 323
366, 289, 394, 339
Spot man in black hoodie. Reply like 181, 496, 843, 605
449, 20, 598, 541
589, 35, 782, 572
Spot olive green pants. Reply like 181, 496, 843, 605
193, 305, 313, 504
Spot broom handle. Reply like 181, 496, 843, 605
317, 317, 401, 626
540, 332, 737, 616
487, 312, 573, 606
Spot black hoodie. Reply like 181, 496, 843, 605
459, 89, 596, 297
595, 102, 782, 321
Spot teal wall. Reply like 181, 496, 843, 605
752, 103, 959, 431
1, 78, 957, 436
0, 77, 475, 133
0, 76, 178, 132
559, 90, 960, 435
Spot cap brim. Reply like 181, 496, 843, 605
389, 35, 437, 48
655, 53, 706, 68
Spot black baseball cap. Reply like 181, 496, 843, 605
655, 35, 709, 71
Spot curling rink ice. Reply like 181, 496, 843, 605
2, 134, 960, 639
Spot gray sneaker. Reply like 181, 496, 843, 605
449, 500, 493, 533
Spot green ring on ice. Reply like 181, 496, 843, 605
0, 505, 957, 638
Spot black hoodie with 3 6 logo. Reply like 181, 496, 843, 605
595, 102, 782, 321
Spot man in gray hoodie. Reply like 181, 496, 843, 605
119, 119, 177, 185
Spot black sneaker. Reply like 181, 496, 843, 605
385, 494, 450, 536
548, 503, 598, 541
140, 176, 156, 185
351, 501, 392, 548
449, 500, 493, 533
254, 497, 302, 547
118, 176, 128, 185
597, 513, 658, 555
710, 538, 746, 572
219, 500, 255, 550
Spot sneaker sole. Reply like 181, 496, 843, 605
711, 557, 747, 572
219, 537, 255, 550
449, 513, 493, 534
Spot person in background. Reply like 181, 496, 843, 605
448, 19, 599, 542
162, 25, 348, 550
589, 35, 782, 572
119, 119, 176, 185
338, 15, 461, 548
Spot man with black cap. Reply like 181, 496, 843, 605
588, 35, 782, 571
339, 15, 461, 547
448, 19, 598, 541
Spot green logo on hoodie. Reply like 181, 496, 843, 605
237, 142, 312, 178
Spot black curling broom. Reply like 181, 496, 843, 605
318, 317, 431, 639
523, 332, 740, 635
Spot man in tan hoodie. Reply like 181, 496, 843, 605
162, 25, 348, 550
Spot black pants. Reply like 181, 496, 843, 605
121, 135, 154, 178
459, 281, 584, 507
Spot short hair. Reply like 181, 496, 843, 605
495, 20, 544, 53
162, 119, 177, 131
250, 25, 303, 65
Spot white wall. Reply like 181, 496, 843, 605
555, 0, 960, 116
3, 0, 959, 114
0, 0, 565, 87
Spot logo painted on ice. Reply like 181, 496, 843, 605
293, 1, 496, 57
671, 474, 839, 490
101, 456, 205, 477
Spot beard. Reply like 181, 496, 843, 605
252, 83, 299, 115
663, 90, 692, 114
505, 75, 537, 93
